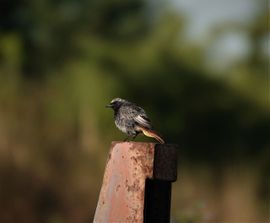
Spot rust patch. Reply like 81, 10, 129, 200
131, 156, 138, 163
116, 184, 121, 192
126, 207, 139, 222
126, 179, 140, 192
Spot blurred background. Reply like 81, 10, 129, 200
0, 0, 269, 222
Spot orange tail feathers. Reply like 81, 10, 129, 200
137, 126, 165, 144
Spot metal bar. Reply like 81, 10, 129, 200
93, 142, 178, 223
143, 179, 172, 223
93, 142, 155, 223
143, 144, 178, 223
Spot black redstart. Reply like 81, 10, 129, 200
106, 98, 165, 144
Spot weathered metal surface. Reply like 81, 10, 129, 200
153, 144, 178, 182
93, 142, 155, 223
144, 144, 178, 223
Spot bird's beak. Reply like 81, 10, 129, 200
106, 104, 113, 108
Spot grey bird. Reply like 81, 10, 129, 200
106, 98, 165, 144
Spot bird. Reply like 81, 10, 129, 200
106, 98, 165, 144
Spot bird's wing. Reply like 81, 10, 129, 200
134, 114, 152, 129
120, 104, 152, 129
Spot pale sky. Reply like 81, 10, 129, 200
169, 0, 267, 69
170, 0, 262, 40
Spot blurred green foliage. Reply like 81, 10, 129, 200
0, 0, 269, 222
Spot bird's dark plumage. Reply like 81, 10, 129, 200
106, 98, 165, 144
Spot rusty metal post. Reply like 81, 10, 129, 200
93, 142, 178, 223
143, 144, 178, 223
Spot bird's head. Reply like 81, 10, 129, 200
106, 98, 127, 110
